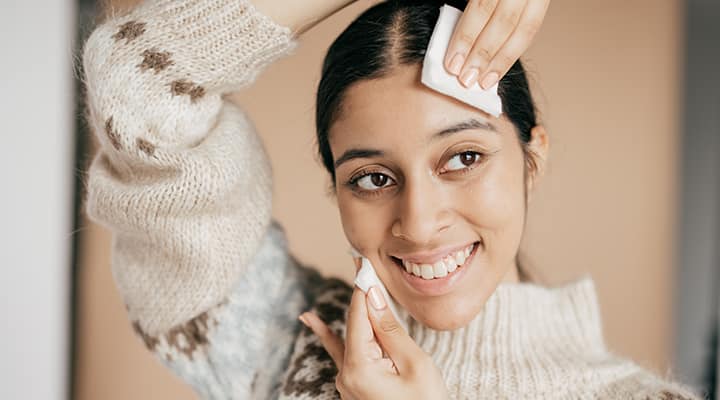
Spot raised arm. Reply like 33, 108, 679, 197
82, 0, 353, 397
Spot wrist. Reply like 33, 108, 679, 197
253, 0, 355, 35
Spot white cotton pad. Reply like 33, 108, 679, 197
351, 250, 407, 331
421, 4, 503, 117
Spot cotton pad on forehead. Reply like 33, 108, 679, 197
421, 4, 503, 117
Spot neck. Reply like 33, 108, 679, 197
502, 259, 520, 283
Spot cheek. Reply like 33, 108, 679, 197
336, 192, 391, 256
458, 152, 526, 241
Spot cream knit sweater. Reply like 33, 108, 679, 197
82, 0, 705, 398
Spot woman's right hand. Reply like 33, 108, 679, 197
300, 286, 449, 400
444, 0, 551, 89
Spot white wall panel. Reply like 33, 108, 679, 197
0, 1, 75, 399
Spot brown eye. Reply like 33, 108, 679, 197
355, 172, 394, 191
444, 151, 482, 171
460, 152, 476, 166
371, 173, 387, 187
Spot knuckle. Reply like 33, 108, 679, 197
379, 318, 401, 334
471, 46, 492, 66
337, 371, 351, 390
405, 362, 421, 379
476, 0, 498, 16
334, 374, 345, 391
456, 31, 475, 48
494, 53, 514, 70
337, 367, 365, 392
498, 10, 522, 27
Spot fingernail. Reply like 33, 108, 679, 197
460, 68, 479, 88
368, 286, 387, 310
480, 72, 499, 90
447, 53, 464, 75
298, 314, 310, 328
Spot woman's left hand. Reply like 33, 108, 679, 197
300, 285, 449, 400
444, 0, 551, 89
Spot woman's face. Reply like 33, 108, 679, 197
329, 64, 547, 330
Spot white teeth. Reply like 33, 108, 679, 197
400, 243, 475, 279
421, 264, 434, 279
433, 260, 448, 278
454, 251, 465, 266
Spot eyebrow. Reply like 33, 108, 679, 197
333, 118, 497, 169
432, 118, 498, 139
334, 149, 384, 169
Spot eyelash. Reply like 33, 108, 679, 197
441, 150, 485, 175
346, 168, 394, 197
345, 150, 485, 196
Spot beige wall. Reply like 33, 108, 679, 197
75, 1, 682, 398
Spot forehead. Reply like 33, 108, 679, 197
329, 64, 513, 148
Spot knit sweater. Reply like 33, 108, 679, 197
82, 0, 704, 398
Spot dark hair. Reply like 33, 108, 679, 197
315, 0, 540, 282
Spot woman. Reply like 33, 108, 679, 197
82, 0, 702, 398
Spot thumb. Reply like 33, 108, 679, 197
365, 286, 417, 373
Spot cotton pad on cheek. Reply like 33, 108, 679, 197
421, 4, 503, 117
350, 248, 407, 332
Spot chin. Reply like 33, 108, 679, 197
407, 299, 484, 331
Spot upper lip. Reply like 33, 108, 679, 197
390, 241, 477, 265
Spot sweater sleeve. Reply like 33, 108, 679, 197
82, 0, 323, 398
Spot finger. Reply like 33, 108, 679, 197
459, 0, 528, 88
480, 0, 549, 88
365, 286, 419, 374
300, 312, 345, 367
445, 0, 499, 75
344, 286, 378, 367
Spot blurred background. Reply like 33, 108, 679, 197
1, 0, 718, 399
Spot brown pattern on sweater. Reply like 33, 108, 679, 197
131, 311, 216, 361
282, 279, 352, 398
113, 21, 146, 43
170, 79, 206, 102
136, 137, 156, 157
652, 389, 697, 400
104, 117, 122, 150
138, 49, 173, 73
132, 320, 160, 350
314, 301, 345, 326
332, 288, 351, 305
282, 342, 339, 398
164, 311, 214, 360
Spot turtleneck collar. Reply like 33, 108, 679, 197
399, 276, 625, 398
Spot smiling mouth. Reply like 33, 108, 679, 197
390, 241, 479, 280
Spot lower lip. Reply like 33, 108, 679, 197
394, 242, 479, 297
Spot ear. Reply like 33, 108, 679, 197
525, 125, 549, 197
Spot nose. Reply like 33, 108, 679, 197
391, 174, 452, 244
